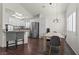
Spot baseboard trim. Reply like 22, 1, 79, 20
65, 40, 77, 55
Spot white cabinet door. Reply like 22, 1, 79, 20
9, 17, 16, 25
9, 17, 25, 26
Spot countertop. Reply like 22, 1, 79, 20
3, 29, 30, 33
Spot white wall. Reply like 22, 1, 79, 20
45, 13, 65, 34
39, 15, 46, 38
65, 4, 79, 54
0, 3, 2, 47
1, 3, 32, 47
76, 4, 79, 55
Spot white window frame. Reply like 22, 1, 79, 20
67, 11, 76, 32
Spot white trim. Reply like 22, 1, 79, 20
66, 40, 78, 55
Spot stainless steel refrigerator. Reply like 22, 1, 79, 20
30, 22, 39, 38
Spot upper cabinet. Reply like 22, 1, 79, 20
9, 17, 26, 26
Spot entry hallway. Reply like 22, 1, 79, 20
0, 38, 75, 55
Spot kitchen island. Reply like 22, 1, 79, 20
3, 30, 30, 48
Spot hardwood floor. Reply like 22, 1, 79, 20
0, 38, 75, 55
0, 38, 43, 55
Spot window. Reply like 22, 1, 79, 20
72, 12, 76, 32
67, 11, 76, 32
67, 14, 73, 31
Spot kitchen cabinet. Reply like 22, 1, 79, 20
9, 17, 25, 26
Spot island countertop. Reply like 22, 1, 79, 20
3, 29, 30, 33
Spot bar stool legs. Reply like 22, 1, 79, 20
6, 41, 8, 49
15, 40, 17, 48
6, 39, 24, 50
49, 46, 52, 55
23, 39, 24, 46
6, 40, 17, 50
6, 41, 8, 51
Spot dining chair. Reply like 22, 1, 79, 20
46, 28, 50, 41
48, 36, 61, 55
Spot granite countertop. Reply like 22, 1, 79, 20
3, 29, 30, 33
6, 31, 26, 33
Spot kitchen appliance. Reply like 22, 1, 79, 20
31, 22, 39, 38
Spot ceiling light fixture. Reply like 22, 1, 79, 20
49, 3, 52, 5
53, 18, 59, 23
49, 3, 56, 8
42, 3, 56, 8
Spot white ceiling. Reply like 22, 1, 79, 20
20, 3, 69, 16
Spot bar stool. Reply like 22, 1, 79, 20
6, 32, 17, 49
16, 32, 24, 46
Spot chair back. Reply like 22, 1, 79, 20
46, 28, 50, 33
50, 36, 60, 46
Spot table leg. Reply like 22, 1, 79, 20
43, 36, 47, 52
60, 39, 64, 55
